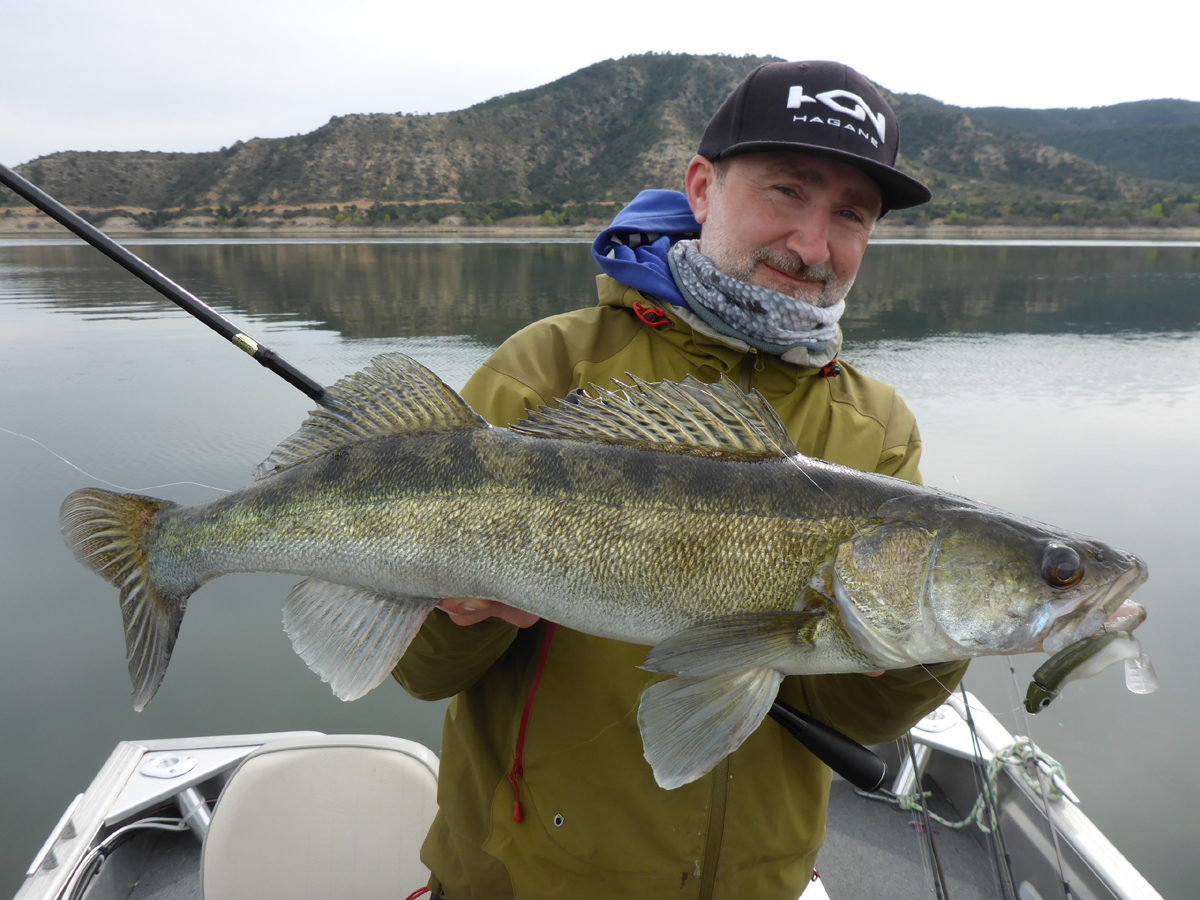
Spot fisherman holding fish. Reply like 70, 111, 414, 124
59, 57, 1153, 900
396, 60, 969, 899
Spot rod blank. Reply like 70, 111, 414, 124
0, 162, 326, 404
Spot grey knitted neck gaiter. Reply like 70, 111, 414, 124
668, 240, 845, 355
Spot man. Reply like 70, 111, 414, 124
394, 60, 966, 899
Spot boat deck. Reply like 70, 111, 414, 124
821, 778, 998, 899
88, 775, 996, 900
23, 702, 1157, 900
82, 829, 198, 900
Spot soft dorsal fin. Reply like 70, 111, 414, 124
255, 352, 486, 479
510, 374, 798, 458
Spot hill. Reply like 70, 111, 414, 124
965, 100, 1200, 186
4, 54, 1197, 229
8, 55, 772, 211
969, 98, 1200, 130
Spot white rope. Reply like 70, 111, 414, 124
863, 737, 1073, 834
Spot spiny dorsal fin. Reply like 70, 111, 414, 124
255, 353, 486, 479
510, 374, 798, 458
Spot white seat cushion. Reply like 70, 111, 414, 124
202, 734, 438, 900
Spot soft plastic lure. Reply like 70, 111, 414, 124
1025, 605, 1158, 714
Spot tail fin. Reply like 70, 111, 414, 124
60, 488, 189, 711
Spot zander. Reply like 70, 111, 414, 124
60, 353, 1149, 789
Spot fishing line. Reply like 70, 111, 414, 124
919, 665, 956, 695
900, 731, 949, 900
892, 732, 941, 898
783, 452, 833, 499
958, 684, 1019, 900
0, 426, 233, 494
1006, 657, 1072, 899
912, 666, 1019, 898
919, 665, 1026, 718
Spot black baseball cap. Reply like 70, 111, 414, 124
698, 60, 931, 212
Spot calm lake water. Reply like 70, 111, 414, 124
1, 237, 1198, 898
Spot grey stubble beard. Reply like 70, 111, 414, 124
700, 234, 854, 310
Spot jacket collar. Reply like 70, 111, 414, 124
595, 274, 842, 374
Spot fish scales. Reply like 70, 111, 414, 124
149, 426, 868, 643
59, 352, 1150, 789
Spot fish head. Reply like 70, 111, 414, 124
836, 492, 1150, 664
912, 499, 1149, 657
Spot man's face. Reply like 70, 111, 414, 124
685, 151, 882, 308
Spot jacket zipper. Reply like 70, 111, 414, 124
696, 756, 730, 899
738, 351, 757, 393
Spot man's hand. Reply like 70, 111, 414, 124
439, 599, 540, 629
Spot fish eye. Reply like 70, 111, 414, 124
1041, 543, 1084, 588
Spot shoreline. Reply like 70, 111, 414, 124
2, 213, 1199, 242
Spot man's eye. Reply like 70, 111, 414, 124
775, 186, 799, 198
837, 209, 864, 223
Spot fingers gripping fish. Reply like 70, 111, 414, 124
60, 353, 1150, 790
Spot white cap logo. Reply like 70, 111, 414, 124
787, 86, 887, 143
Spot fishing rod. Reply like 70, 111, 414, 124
0, 162, 327, 405
770, 701, 887, 792
0, 159, 889, 792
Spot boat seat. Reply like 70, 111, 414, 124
201, 733, 439, 900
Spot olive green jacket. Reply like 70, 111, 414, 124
394, 275, 967, 900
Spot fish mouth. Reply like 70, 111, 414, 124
1042, 560, 1149, 655
1100, 599, 1147, 634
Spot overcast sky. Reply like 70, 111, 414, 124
5, 0, 1198, 167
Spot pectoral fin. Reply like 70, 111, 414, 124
283, 578, 438, 701
638, 668, 784, 790
642, 610, 822, 677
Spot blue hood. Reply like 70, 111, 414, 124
592, 190, 700, 310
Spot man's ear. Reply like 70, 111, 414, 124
685, 156, 716, 225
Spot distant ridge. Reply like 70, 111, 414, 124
966, 100, 1200, 186
4, 54, 1197, 227
7, 55, 776, 209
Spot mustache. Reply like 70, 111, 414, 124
750, 248, 837, 285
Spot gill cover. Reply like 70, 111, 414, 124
826, 522, 944, 667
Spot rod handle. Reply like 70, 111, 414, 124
769, 700, 888, 792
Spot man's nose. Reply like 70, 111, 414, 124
784, 212, 831, 267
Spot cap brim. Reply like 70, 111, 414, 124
711, 141, 932, 212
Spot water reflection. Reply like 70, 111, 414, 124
1, 239, 1198, 899
0, 242, 601, 346
850, 243, 1200, 338
2, 241, 1197, 343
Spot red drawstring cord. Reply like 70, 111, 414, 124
631, 300, 670, 329
403, 888, 431, 900
509, 622, 557, 823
